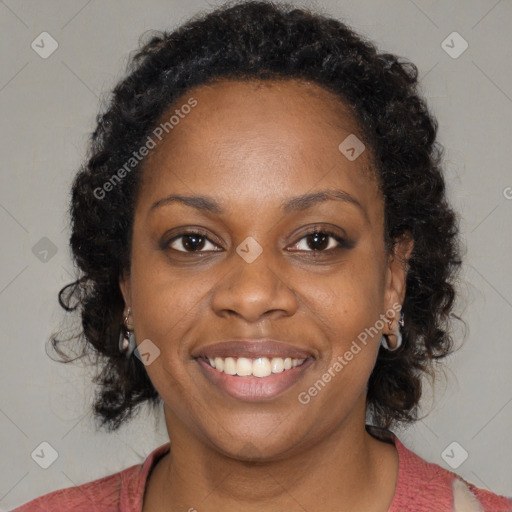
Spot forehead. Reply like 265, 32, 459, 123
137, 78, 379, 216
152, 78, 364, 152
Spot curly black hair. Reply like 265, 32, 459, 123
52, 0, 462, 432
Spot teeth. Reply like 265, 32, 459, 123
236, 357, 253, 376
224, 357, 237, 375
204, 356, 307, 377
270, 357, 284, 373
252, 357, 271, 377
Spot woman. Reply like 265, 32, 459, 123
14, 1, 511, 511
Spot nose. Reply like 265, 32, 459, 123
210, 243, 299, 323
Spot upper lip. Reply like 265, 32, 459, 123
193, 339, 316, 360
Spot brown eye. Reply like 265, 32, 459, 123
289, 229, 349, 252
167, 232, 220, 252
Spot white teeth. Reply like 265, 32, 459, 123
224, 357, 237, 375
204, 356, 307, 377
236, 357, 253, 376
214, 357, 224, 372
253, 357, 271, 377
270, 357, 284, 373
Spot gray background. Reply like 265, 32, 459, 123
1, 0, 511, 509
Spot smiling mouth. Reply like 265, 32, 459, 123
198, 355, 312, 378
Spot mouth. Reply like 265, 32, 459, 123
200, 355, 310, 377
195, 355, 315, 401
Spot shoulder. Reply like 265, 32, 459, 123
11, 442, 171, 512
11, 465, 140, 511
13, 464, 142, 512
391, 434, 512, 512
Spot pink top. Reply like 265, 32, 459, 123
13, 431, 512, 511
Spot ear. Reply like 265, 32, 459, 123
119, 269, 132, 312
383, 232, 414, 322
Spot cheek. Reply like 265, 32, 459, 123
297, 284, 382, 422
310, 253, 386, 343
126, 231, 210, 371
130, 267, 208, 356
301, 250, 385, 390
128, 259, 209, 413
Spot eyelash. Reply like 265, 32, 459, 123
164, 227, 350, 254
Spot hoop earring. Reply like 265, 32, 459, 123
118, 307, 136, 358
380, 311, 404, 352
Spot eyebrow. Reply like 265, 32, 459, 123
149, 188, 367, 219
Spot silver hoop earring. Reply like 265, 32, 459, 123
380, 331, 402, 351
380, 311, 404, 352
119, 308, 136, 358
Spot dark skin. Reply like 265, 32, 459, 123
120, 79, 413, 511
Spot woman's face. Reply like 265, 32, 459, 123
120, 79, 411, 459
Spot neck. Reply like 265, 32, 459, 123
145, 403, 398, 512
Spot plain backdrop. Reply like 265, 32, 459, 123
1, 0, 511, 509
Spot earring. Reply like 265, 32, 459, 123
118, 307, 136, 358
380, 311, 404, 351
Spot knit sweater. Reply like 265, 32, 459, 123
13, 429, 511, 511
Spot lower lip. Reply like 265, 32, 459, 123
196, 357, 315, 401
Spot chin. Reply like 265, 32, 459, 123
204, 423, 305, 462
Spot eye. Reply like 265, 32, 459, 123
166, 231, 221, 253
164, 227, 351, 254
289, 228, 349, 252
